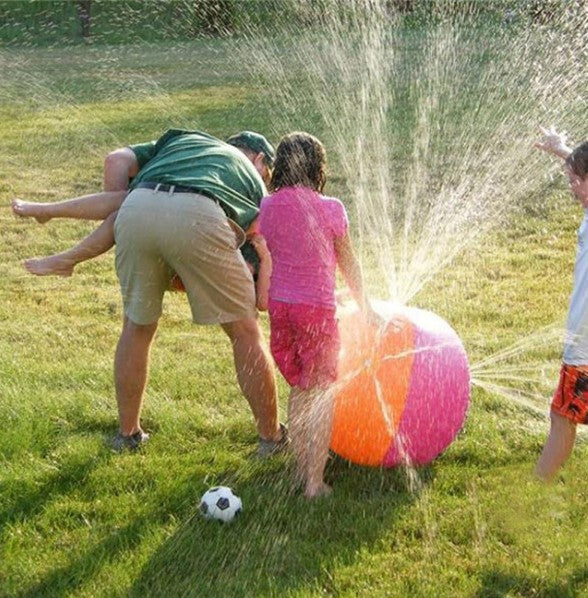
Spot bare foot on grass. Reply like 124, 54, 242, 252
24, 254, 75, 277
304, 482, 332, 500
12, 199, 52, 224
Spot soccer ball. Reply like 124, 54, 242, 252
199, 486, 242, 523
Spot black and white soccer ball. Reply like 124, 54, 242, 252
199, 486, 242, 523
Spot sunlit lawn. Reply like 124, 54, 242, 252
1, 37, 588, 598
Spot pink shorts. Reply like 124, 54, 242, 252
268, 300, 340, 390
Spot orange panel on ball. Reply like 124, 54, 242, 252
331, 311, 415, 465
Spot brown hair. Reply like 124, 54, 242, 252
270, 132, 327, 193
566, 141, 588, 179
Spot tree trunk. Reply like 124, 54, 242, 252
77, 0, 92, 39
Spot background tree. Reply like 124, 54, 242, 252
76, 0, 91, 40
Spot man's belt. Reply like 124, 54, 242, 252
135, 181, 218, 202
134, 181, 237, 223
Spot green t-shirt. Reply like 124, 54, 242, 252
129, 129, 267, 230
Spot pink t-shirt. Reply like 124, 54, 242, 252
259, 186, 349, 308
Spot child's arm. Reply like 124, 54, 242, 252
335, 232, 380, 323
249, 234, 272, 311
534, 126, 572, 160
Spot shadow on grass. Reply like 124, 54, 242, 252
1, 450, 110, 528
474, 566, 588, 597
13, 518, 148, 598
127, 452, 433, 597
3, 418, 434, 597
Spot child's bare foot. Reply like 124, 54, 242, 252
304, 482, 332, 499
12, 199, 52, 224
24, 255, 76, 277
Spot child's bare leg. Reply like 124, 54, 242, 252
304, 387, 334, 498
104, 147, 139, 192
12, 191, 126, 224
288, 387, 310, 487
288, 386, 333, 499
24, 211, 117, 276
534, 412, 577, 481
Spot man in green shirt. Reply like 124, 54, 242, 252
110, 129, 286, 453
14, 129, 286, 454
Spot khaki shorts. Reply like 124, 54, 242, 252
114, 188, 256, 325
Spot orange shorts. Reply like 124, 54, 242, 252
551, 364, 588, 424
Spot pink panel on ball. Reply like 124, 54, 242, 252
383, 307, 470, 467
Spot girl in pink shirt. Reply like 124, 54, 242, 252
258, 132, 378, 498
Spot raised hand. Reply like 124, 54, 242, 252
534, 125, 572, 159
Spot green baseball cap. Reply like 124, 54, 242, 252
226, 131, 275, 166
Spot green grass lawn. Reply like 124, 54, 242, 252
1, 23, 588, 598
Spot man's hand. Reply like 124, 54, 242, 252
534, 125, 572, 160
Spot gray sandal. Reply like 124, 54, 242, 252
257, 423, 290, 457
110, 430, 149, 452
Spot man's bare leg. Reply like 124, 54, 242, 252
535, 412, 577, 481
221, 318, 281, 441
24, 211, 118, 276
12, 190, 126, 223
114, 317, 158, 436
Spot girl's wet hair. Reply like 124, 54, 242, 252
270, 132, 327, 193
567, 141, 588, 179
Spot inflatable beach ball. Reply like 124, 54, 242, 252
330, 301, 470, 467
